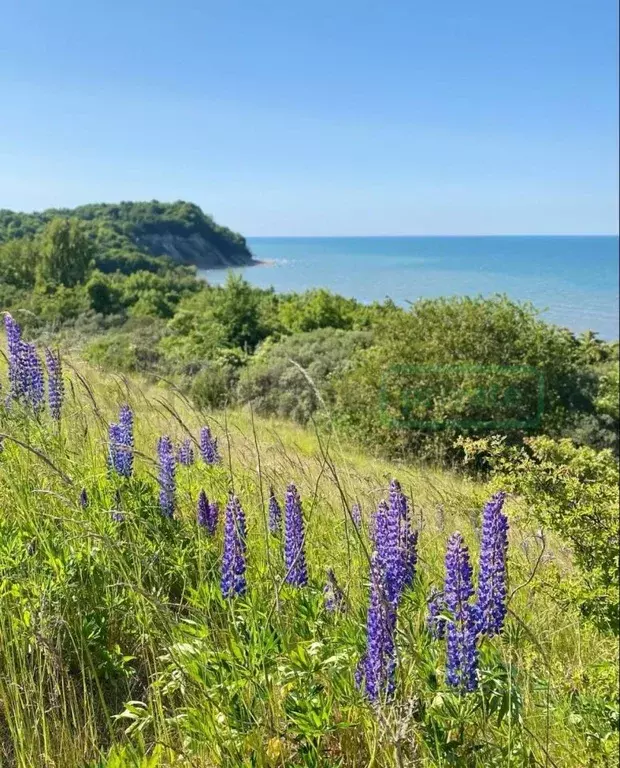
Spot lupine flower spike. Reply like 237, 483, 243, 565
157, 436, 176, 518
476, 492, 509, 637
221, 494, 247, 597
199, 425, 221, 465
351, 503, 362, 529
444, 532, 479, 693
268, 487, 282, 535
178, 438, 195, 466
197, 490, 219, 535
79, 488, 89, 509
45, 348, 64, 420
284, 483, 308, 587
356, 551, 396, 702
118, 405, 134, 478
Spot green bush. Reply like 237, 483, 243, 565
237, 328, 372, 423
334, 295, 594, 461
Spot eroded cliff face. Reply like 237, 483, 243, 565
136, 232, 256, 268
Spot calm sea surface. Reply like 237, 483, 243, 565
199, 236, 619, 339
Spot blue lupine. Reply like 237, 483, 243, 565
79, 488, 88, 509
444, 532, 478, 692
268, 487, 282, 535
4, 313, 23, 401
476, 492, 509, 637
45, 348, 64, 420
389, 478, 417, 593
199, 425, 220, 465
351, 503, 362, 529
375, 491, 401, 605
197, 490, 219, 535
18, 341, 44, 411
197, 489, 209, 528
426, 588, 446, 639
108, 423, 124, 474
178, 438, 195, 466
221, 494, 247, 597
118, 405, 134, 478
112, 510, 125, 523
356, 551, 396, 702
157, 435, 176, 518
284, 482, 308, 587
324, 568, 346, 613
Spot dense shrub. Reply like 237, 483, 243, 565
237, 328, 372, 423
334, 295, 597, 461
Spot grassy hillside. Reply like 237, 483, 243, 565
0, 344, 617, 767
0, 200, 255, 270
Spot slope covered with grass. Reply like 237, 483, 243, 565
0, 350, 618, 767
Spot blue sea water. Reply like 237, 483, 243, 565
200, 236, 619, 339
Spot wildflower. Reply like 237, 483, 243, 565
108, 423, 124, 474
112, 511, 125, 523
476, 492, 509, 637
374, 493, 401, 605
4, 313, 23, 401
118, 405, 134, 478
324, 568, 346, 613
444, 532, 478, 692
178, 437, 195, 466
351, 503, 362, 529
284, 482, 308, 587
268, 487, 282, 535
356, 551, 396, 702
221, 494, 247, 597
389, 478, 417, 593
24, 343, 45, 411
79, 488, 88, 508
426, 588, 446, 639
157, 435, 176, 518
199, 425, 220, 465
197, 490, 219, 535
45, 348, 64, 420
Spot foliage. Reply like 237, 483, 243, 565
238, 328, 373, 423
460, 434, 620, 633
334, 295, 608, 461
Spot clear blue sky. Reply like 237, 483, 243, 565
1, 0, 617, 235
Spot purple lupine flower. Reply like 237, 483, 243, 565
108, 423, 124, 474
157, 435, 176, 518
390, 479, 417, 593
284, 482, 308, 587
324, 568, 346, 613
4, 313, 23, 401
112, 510, 125, 523
21, 342, 44, 411
117, 405, 134, 478
79, 488, 88, 508
476, 492, 509, 637
178, 437, 195, 466
197, 489, 209, 528
268, 487, 282, 535
351, 503, 362, 529
356, 551, 396, 702
444, 532, 478, 693
375, 491, 401, 605
426, 588, 446, 639
199, 425, 221, 465
44, 348, 64, 420
221, 494, 247, 597
197, 490, 219, 535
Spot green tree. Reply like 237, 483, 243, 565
35, 218, 95, 288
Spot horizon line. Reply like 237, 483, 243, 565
246, 232, 620, 239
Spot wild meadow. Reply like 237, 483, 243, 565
0, 313, 618, 768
